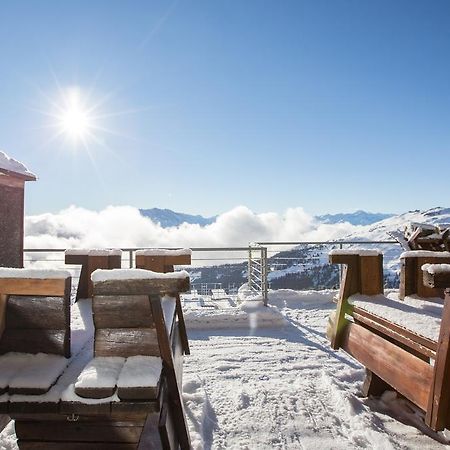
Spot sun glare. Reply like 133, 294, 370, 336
59, 88, 92, 141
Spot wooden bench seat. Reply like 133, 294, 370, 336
328, 251, 450, 432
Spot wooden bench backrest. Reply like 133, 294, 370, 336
92, 274, 190, 358
400, 255, 450, 300
0, 276, 71, 357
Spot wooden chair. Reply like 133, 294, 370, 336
65, 249, 122, 301
328, 250, 450, 431
0, 269, 71, 398
2, 269, 191, 449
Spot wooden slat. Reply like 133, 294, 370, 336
138, 412, 163, 450
94, 329, 160, 357
93, 295, 154, 329
352, 306, 437, 353
400, 256, 417, 299
93, 277, 190, 297
342, 322, 433, 411
0, 329, 68, 356
117, 385, 159, 401
15, 420, 143, 443
17, 442, 137, 450
150, 294, 190, 449
0, 294, 7, 341
8, 402, 59, 415
360, 255, 383, 296
111, 401, 159, 415
0, 278, 69, 297
6, 296, 66, 329
59, 401, 111, 416
426, 289, 450, 430
352, 312, 435, 359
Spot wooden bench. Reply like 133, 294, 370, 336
3, 269, 191, 449
328, 250, 450, 431
65, 249, 122, 301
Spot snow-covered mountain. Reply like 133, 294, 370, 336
268, 207, 450, 289
316, 210, 394, 226
139, 208, 216, 228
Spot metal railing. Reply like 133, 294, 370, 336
23, 240, 401, 305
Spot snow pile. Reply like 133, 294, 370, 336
329, 249, 381, 256
422, 263, 450, 275
135, 248, 192, 257
91, 268, 189, 282
75, 357, 125, 390
401, 251, 450, 259
0, 268, 70, 279
0, 421, 17, 450
0, 150, 36, 178
350, 293, 442, 341
65, 248, 122, 256
117, 356, 162, 388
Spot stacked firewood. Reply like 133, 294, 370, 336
391, 222, 450, 251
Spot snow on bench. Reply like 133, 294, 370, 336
74, 356, 125, 399
349, 293, 442, 342
328, 248, 382, 257
117, 355, 162, 400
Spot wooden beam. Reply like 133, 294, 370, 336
0, 277, 69, 297
342, 322, 433, 411
360, 255, 384, 296
426, 289, 450, 430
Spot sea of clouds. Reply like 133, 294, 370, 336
25, 205, 360, 251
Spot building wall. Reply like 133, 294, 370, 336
0, 179, 24, 268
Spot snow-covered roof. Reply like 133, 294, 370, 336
400, 250, 450, 259
0, 150, 36, 181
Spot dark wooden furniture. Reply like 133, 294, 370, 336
399, 251, 450, 299
65, 249, 122, 301
3, 270, 191, 449
135, 249, 191, 355
328, 251, 450, 431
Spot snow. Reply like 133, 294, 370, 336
0, 353, 30, 391
162, 295, 176, 334
91, 268, 189, 282
328, 249, 381, 256
400, 251, 450, 259
74, 357, 125, 391
182, 289, 449, 448
0, 268, 71, 279
422, 263, 450, 275
6, 354, 68, 391
135, 248, 192, 257
117, 356, 162, 388
65, 248, 122, 256
350, 293, 442, 341
2, 289, 449, 448
0, 150, 36, 179
61, 383, 120, 404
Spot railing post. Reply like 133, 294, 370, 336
129, 250, 133, 268
248, 245, 253, 291
261, 246, 268, 306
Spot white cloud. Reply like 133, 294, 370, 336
25, 205, 359, 251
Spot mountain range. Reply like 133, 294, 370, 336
140, 208, 393, 228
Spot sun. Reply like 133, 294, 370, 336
58, 88, 92, 141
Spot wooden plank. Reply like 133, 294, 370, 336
353, 306, 437, 351
138, 412, 163, 450
0, 294, 7, 341
15, 420, 143, 443
150, 294, 191, 450
360, 255, 383, 296
11, 413, 148, 422
93, 295, 154, 329
75, 386, 116, 399
329, 255, 359, 349
8, 402, 59, 414
353, 312, 435, 359
342, 322, 433, 411
362, 369, 392, 397
426, 289, 450, 430
0, 329, 68, 356
111, 401, 159, 415
94, 329, 160, 357
6, 296, 66, 329
400, 257, 417, 299
0, 278, 69, 297
93, 277, 190, 297
117, 385, 159, 401
17, 442, 137, 450
88, 255, 110, 298
59, 401, 111, 416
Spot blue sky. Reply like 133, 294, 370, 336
1, 0, 449, 216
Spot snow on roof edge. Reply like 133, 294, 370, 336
0, 150, 36, 180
